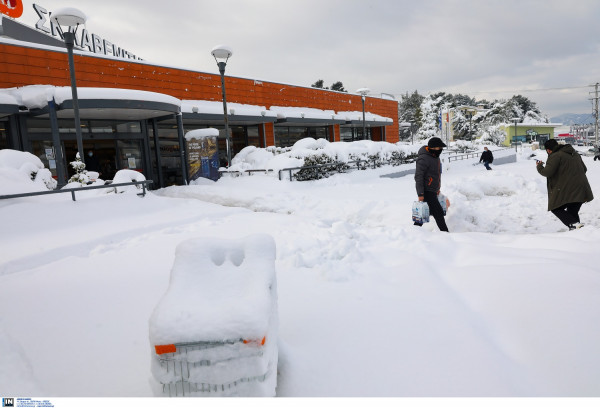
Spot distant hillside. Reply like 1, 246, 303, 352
551, 113, 595, 125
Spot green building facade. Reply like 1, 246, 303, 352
500, 123, 561, 147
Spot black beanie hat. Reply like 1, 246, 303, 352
544, 139, 559, 151
428, 137, 447, 148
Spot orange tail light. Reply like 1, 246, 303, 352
243, 336, 266, 346
155, 344, 176, 355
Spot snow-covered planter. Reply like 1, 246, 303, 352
111, 170, 146, 194
149, 234, 278, 397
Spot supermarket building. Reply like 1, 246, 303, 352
0, 5, 398, 187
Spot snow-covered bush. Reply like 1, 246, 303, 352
294, 153, 349, 181
452, 140, 475, 153
478, 125, 506, 146
0, 149, 57, 194
226, 138, 419, 181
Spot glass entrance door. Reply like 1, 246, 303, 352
63, 140, 119, 180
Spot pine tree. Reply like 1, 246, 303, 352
68, 152, 91, 185
330, 81, 347, 92
398, 90, 424, 139
311, 79, 327, 89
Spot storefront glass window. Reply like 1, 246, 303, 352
156, 125, 182, 185
275, 126, 328, 147
116, 121, 142, 133
90, 122, 115, 134
340, 127, 353, 142
27, 118, 55, 134
340, 127, 370, 142
0, 119, 8, 150
89, 120, 142, 134
247, 125, 260, 147
117, 140, 143, 172
31, 140, 58, 179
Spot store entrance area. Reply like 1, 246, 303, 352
62, 140, 143, 181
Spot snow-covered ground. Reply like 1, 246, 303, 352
1, 143, 599, 398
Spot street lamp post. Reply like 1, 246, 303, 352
511, 117, 520, 152
211, 45, 233, 167
356, 88, 370, 140
51, 7, 87, 165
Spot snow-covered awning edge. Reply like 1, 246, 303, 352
2, 85, 182, 111
182, 100, 278, 119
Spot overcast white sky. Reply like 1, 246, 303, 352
16, 0, 600, 117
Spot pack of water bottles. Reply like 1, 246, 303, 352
412, 201, 430, 224
439, 193, 448, 215
412, 194, 449, 223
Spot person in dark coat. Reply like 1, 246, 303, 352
86, 150, 101, 173
479, 146, 494, 170
536, 139, 594, 230
414, 137, 449, 232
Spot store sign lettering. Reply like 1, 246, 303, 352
0, 0, 23, 18
33, 3, 142, 61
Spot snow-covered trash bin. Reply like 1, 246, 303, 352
149, 234, 279, 397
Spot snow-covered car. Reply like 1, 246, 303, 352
149, 234, 278, 397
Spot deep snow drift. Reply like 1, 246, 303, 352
0, 143, 599, 397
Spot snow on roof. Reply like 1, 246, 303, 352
504, 122, 563, 127
1, 85, 181, 110
268, 106, 341, 120
0, 91, 19, 106
181, 100, 277, 118
185, 128, 220, 141
337, 110, 393, 123
53, 87, 181, 106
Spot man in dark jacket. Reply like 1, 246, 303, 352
414, 137, 449, 232
536, 139, 594, 230
479, 147, 494, 170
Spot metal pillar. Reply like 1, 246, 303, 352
63, 31, 85, 166
217, 61, 231, 166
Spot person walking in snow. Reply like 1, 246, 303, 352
536, 139, 594, 230
414, 137, 449, 232
479, 146, 494, 170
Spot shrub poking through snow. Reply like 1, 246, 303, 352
68, 153, 91, 185
294, 153, 349, 181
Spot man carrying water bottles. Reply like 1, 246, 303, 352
414, 137, 449, 232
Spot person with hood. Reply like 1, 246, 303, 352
414, 137, 449, 232
536, 139, 594, 230
479, 146, 494, 170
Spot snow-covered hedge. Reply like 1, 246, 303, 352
227, 138, 420, 181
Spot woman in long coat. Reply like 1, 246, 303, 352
536, 139, 594, 230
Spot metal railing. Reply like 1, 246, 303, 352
446, 148, 510, 163
447, 152, 480, 162
0, 180, 153, 202
218, 169, 274, 177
